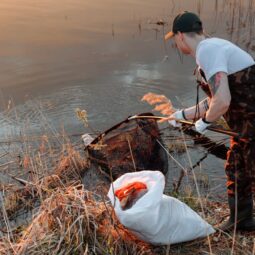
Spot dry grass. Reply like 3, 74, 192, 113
0, 145, 88, 224
1, 179, 255, 255
0, 128, 253, 255
0, 185, 157, 255
0, 138, 255, 255
141, 92, 175, 119
0, 94, 254, 255
0, 0, 254, 253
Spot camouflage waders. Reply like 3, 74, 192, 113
224, 65, 255, 199
199, 65, 255, 199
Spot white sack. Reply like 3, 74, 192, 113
108, 170, 215, 245
82, 133, 94, 146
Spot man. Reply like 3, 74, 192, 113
165, 11, 255, 231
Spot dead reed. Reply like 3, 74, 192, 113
0, 91, 254, 255
1, 184, 157, 255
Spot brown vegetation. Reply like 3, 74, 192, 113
1, 141, 255, 255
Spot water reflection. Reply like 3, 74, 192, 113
0, 0, 253, 131
0, 0, 254, 197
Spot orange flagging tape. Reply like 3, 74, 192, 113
114, 182, 147, 201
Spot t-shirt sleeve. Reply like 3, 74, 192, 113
196, 43, 229, 81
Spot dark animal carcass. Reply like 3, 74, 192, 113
86, 113, 168, 180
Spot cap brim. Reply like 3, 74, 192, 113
164, 31, 174, 40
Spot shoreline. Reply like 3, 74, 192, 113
0, 144, 254, 254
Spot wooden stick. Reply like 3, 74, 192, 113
128, 115, 238, 137
177, 119, 238, 137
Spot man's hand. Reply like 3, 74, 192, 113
195, 118, 212, 134
168, 110, 185, 127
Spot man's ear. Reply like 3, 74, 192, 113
177, 32, 184, 41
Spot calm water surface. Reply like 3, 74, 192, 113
0, 0, 254, 195
0, 0, 254, 130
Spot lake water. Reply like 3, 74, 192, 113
0, 0, 254, 197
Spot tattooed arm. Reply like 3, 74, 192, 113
182, 97, 211, 120
204, 72, 231, 122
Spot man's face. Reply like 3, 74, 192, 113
173, 33, 191, 55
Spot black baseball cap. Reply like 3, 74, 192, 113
165, 11, 203, 40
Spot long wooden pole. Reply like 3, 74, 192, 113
128, 115, 238, 137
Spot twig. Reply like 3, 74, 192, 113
0, 193, 14, 243
231, 170, 238, 255
0, 161, 15, 168
180, 129, 213, 255
6, 173, 33, 186
156, 139, 187, 174
126, 137, 136, 171
174, 153, 208, 193
0, 152, 9, 159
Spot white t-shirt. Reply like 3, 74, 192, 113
196, 38, 255, 81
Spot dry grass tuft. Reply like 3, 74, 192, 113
1, 145, 88, 224
54, 145, 89, 182
141, 92, 175, 116
2, 185, 255, 255
1, 185, 156, 255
